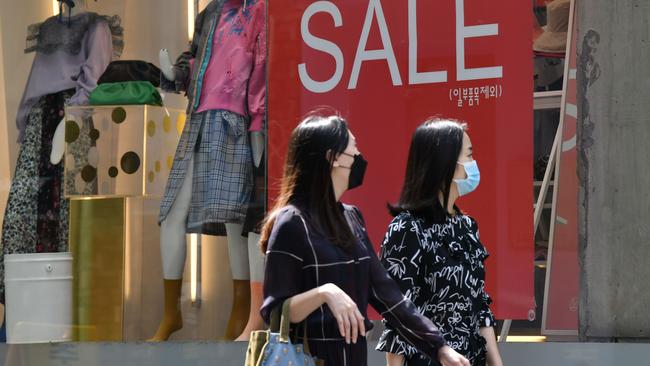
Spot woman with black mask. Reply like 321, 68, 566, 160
377, 118, 503, 366
260, 113, 470, 366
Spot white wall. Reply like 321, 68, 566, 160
0, 0, 49, 176
75, 0, 190, 110
116, 0, 190, 110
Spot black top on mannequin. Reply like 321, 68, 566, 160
57, 0, 95, 23
58, 0, 76, 23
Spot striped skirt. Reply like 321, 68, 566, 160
159, 109, 253, 232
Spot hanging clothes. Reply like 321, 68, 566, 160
0, 13, 123, 303
17, 12, 123, 143
159, 0, 266, 232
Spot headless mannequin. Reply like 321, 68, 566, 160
50, 0, 90, 165
151, 40, 265, 341
160, 49, 265, 167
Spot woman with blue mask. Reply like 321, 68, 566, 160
376, 119, 503, 366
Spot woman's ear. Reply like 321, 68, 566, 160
453, 162, 466, 180
326, 149, 340, 167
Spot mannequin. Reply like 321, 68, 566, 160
60, 0, 88, 17
160, 49, 266, 341
59, 0, 88, 17
51, 0, 88, 165
0, 0, 122, 302
150, 0, 266, 342
160, 49, 264, 168
159, 49, 264, 166
233, 156, 267, 341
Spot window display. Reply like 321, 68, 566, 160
0, 0, 122, 336
153, 0, 267, 341
0, 0, 583, 354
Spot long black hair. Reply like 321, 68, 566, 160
260, 112, 356, 252
389, 118, 467, 223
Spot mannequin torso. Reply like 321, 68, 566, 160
151, 0, 267, 342
158, 0, 265, 167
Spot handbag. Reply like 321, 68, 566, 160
89, 81, 163, 106
97, 60, 162, 87
245, 299, 322, 366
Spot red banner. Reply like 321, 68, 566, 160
268, 0, 534, 318
543, 1, 579, 334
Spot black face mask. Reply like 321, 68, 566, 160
340, 153, 368, 190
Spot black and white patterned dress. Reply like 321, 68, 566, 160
376, 211, 495, 366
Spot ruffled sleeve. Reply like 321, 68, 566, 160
104, 15, 124, 59
24, 13, 123, 57
478, 290, 496, 328
471, 219, 495, 328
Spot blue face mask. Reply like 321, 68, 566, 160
454, 160, 480, 196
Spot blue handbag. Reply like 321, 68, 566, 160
245, 299, 322, 366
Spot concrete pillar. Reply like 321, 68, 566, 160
578, 0, 650, 340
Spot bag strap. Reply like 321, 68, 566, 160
301, 320, 311, 355
269, 305, 281, 333
278, 298, 313, 355
279, 299, 292, 342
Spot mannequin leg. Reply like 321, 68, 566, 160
235, 232, 266, 341
149, 157, 194, 341
224, 223, 251, 340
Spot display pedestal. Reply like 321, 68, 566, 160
68, 197, 164, 341
65, 105, 183, 341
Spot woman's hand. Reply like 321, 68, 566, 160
438, 346, 471, 366
318, 283, 366, 344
